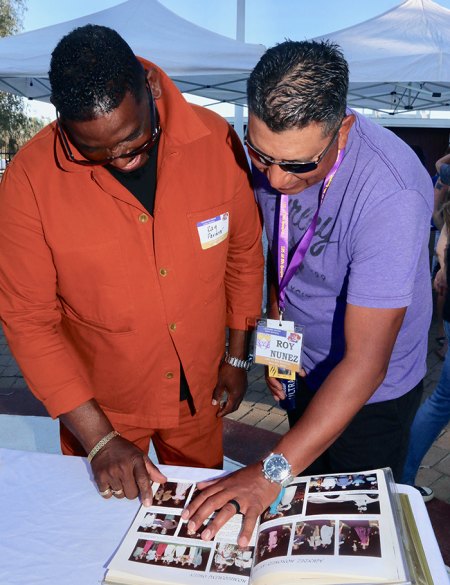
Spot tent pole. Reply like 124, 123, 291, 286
234, 0, 245, 142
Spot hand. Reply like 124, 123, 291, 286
212, 363, 247, 417
434, 267, 447, 296
91, 435, 167, 505
181, 463, 280, 547
265, 367, 307, 402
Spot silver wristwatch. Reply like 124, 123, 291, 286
262, 452, 294, 487
223, 352, 252, 371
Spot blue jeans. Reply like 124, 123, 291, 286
402, 320, 450, 485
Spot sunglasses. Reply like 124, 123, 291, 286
56, 82, 161, 166
245, 122, 342, 175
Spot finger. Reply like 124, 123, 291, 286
144, 457, 167, 484
182, 485, 225, 529
211, 380, 227, 406
182, 471, 234, 521
266, 378, 285, 401
199, 501, 239, 541
237, 509, 260, 547
182, 482, 221, 518
216, 395, 239, 417
273, 387, 286, 401
109, 478, 125, 498
132, 457, 155, 507
98, 486, 113, 499
110, 486, 125, 498
265, 375, 282, 393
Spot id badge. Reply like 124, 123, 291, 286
253, 318, 304, 376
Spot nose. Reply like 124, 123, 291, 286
265, 164, 298, 192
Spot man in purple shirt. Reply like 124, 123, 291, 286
183, 40, 433, 546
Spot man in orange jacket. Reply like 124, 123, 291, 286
0, 25, 263, 503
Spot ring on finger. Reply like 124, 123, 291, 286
99, 488, 112, 497
228, 498, 241, 514
112, 488, 124, 496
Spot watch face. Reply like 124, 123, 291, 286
264, 454, 290, 482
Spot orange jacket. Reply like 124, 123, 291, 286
0, 61, 263, 428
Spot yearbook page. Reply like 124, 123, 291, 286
104, 478, 258, 585
249, 468, 410, 585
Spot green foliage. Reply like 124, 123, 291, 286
0, 0, 44, 151
0, 0, 26, 36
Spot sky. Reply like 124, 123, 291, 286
21, 0, 450, 42
18, 0, 450, 118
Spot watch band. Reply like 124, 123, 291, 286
279, 473, 295, 487
223, 352, 252, 371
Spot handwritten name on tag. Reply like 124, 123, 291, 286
197, 213, 229, 250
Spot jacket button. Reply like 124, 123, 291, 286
169, 323, 176, 331
159, 268, 168, 277
165, 372, 174, 379
138, 213, 149, 223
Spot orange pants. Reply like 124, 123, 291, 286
60, 399, 223, 469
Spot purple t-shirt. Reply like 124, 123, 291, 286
255, 110, 433, 403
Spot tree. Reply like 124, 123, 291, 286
0, 0, 44, 153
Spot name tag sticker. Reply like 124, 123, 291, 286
254, 319, 303, 373
197, 213, 229, 250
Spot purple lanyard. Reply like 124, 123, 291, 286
277, 148, 345, 314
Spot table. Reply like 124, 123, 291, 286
0, 448, 447, 585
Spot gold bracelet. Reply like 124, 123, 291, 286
87, 430, 120, 463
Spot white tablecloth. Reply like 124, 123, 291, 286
0, 448, 447, 585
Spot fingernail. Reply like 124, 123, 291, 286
202, 529, 211, 540
188, 521, 195, 531
143, 498, 152, 507
211, 399, 218, 406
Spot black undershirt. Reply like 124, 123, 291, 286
107, 145, 158, 214
106, 148, 189, 401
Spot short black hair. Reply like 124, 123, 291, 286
247, 40, 349, 135
49, 24, 146, 121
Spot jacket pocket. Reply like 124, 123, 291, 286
54, 238, 135, 333
187, 203, 230, 284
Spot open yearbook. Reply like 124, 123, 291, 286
103, 468, 430, 585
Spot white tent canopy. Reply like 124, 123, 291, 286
0, 0, 264, 106
314, 0, 450, 114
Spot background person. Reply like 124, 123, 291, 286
402, 160, 450, 499
431, 148, 450, 359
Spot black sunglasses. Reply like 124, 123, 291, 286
245, 122, 342, 175
56, 82, 161, 166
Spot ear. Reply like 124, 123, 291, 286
337, 114, 355, 150
146, 68, 162, 99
